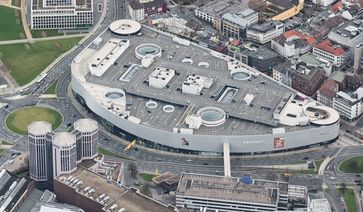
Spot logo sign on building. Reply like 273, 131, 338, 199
273, 137, 284, 148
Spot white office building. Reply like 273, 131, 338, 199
128, 0, 145, 21
328, 16, 363, 50
52, 132, 77, 177
74, 118, 98, 160
313, 39, 348, 67
308, 198, 332, 212
247, 21, 284, 44
28, 121, 53, 182
312, 0, 335, 6
176, 173, 306, 211
30, 0, 93, 29
333, 87, 363, 121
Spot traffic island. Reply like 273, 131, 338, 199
339, 156, 363, 174
5, 106, 63, 135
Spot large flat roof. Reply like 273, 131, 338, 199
72, 26, 339, 136
176, 173, 288, 205
56, 167, 176, 212
196, 0, 249, 17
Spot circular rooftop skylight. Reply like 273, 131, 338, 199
197, 107, 226, 127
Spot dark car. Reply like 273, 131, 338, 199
303, 156, 309, 160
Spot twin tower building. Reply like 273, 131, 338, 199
28, 119, 98, 190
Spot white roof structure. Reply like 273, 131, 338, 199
88, 38, 129, 77
53, 132, 76, 147
74, 119, 98, 132
28, 121, 52, 136
109, 19, 141, 35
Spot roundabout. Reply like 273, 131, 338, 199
5, 106, 63, 135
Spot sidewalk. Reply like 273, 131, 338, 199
20, 0, 32, 41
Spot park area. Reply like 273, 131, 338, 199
339, 188, 357, 212
339, 156, 363, 173
0, 38, 81, 85
0, 6, 25, 41
6, 106, 63, 135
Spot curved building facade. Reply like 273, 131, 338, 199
71, 25, 340, 155
74, 118, 98, 160
52, 132, 77, 177
28, 121, 53, 182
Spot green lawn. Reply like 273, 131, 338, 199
6, 106, 63, 135
0, 38, 81, 85
98, 147, 134, 161
339, 156, 363, 173
340, 189, 357, 212
140, 173, 157, 182
31, 29, 63, 38
43, 78, 58, 94
315, 159, 324, 170
1, 140, 12, 146
0, 6, 25, 41
11, 0, 20, 7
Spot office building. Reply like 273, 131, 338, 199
30, 0, 93, 29
333, 87, 363, 121
221, 9, 258, 41
175, 172, 318, 211
228, 41, 280, 72
247, 21, 284, 44
307, 198, 332, 212
52, 132, 77, 177
194, 0, 250, 31
313, 39, 349, 67
128, 0, 167, 21
28, 119, 99, 189
28, 121, 53, 189
74, 118, 98, 160
312, 0, 335, 6
328, 15, 363, 50
128, 0, 145, 21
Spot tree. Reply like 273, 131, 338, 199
128, 162, 138, 179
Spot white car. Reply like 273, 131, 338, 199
186, 159, 192, 162
330, 176, 336, 180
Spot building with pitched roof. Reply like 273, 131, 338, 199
271, 30, 316, 59
313, 39, 349, 67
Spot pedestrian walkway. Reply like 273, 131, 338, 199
20, 0, 32, 41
